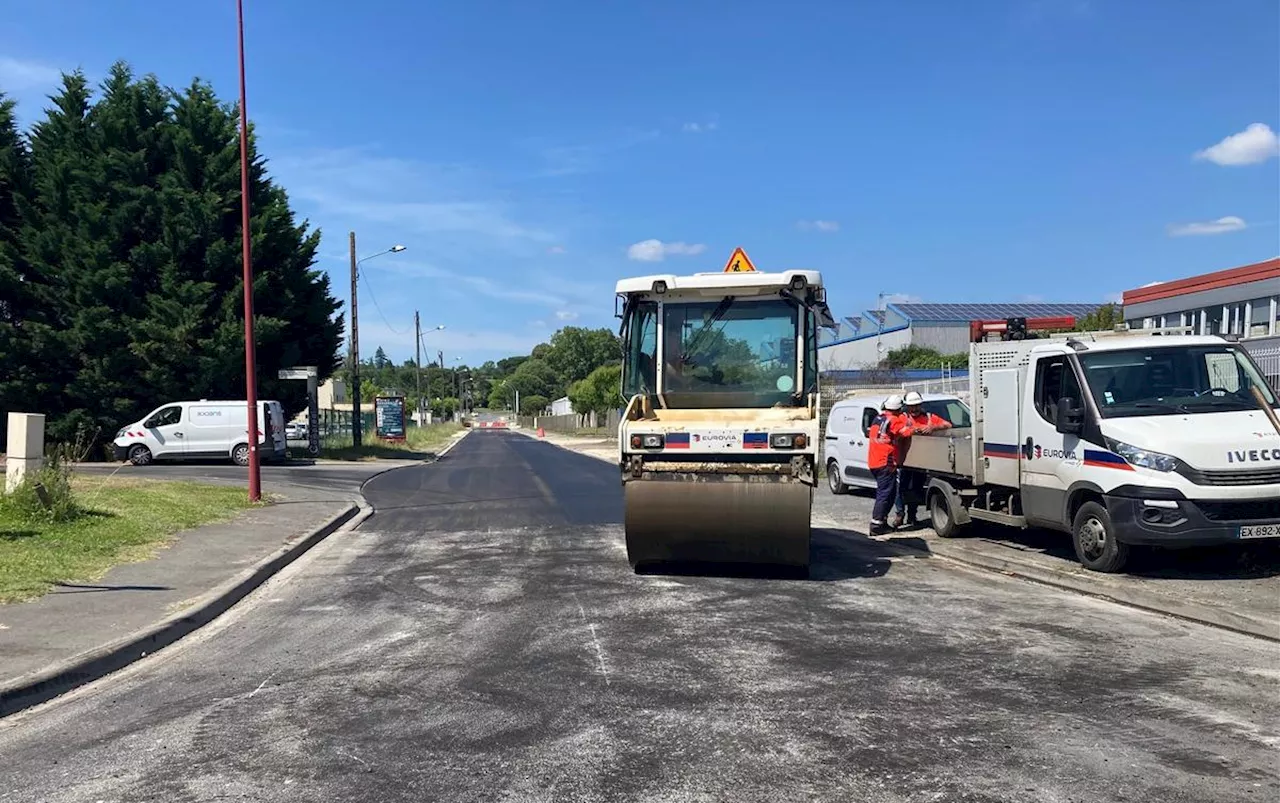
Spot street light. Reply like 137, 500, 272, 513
236, 0, 261, 502
414, 323, 446, 425
349, 237, 406, 448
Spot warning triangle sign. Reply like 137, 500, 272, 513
722, 247, 757, 273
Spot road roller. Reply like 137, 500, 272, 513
615, 247, 837, 575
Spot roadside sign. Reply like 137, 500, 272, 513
722, 247, 757, 273
278, 367, 317, 380
375, 395, 407, 441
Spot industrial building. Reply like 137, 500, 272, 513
1121, 257, 1279, 339
1121, 256, 1280, 387
817, 301, 1103, 370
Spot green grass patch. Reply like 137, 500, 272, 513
0, 475, 254, 604
317, 422, 463, 461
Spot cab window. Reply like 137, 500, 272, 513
622, 301, 658, 398
1034, 357, 1082, 424
922, 399, 971, 428
861, 407, 878, 436
147, 406, 182, 428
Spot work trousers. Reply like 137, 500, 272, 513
871, 465, 898, 524
894, 468, 925, 520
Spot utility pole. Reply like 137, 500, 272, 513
414, 310, 422, 426
236, 0, 261, 502
349, 231, 361, 447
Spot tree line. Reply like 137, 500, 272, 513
0, 63, 344, 453
343, 324, 625, 419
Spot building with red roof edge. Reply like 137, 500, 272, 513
1121, 257, 1279, 339
1122, 257, 1279, 387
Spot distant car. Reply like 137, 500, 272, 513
285, 422, 308, 440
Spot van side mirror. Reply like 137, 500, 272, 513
1055, 397, 1084, 435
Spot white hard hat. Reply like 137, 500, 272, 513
883, 394, 904, 411
903, 391, 924, 406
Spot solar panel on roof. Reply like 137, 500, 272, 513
890, 302, 1104, 322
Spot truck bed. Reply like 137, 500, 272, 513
902, 427, 975, 478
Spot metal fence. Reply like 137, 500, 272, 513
529, 409, 623, 434
1249, 345, 1280, 390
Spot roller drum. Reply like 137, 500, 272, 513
624, 475, 812, 572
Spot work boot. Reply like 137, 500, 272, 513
888, 513, 903, 529
904, 509, 918, 527
869, 519, 890, 536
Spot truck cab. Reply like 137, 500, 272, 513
909, 330, 1280, 572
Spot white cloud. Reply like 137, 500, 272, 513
1193, 123, 1279, 166
682, 121, 718, 133
880, 293, 922, 307
547, 245, 566, 255
626, 239, 707, 262
1167, 216, 1248, 237
797, 220, 840, 233
269, 146, 556, 246
379, 259, 570, 308
0, 56, 63, 92
554, 310, 579, 321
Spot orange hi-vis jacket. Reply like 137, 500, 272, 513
867, 411, 915, 471
899, 411, 950, 461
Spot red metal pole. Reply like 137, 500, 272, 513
237, 0, 262, 502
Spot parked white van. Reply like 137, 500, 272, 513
824, 391, 971, 493
113, 400, 287, 466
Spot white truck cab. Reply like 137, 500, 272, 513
907, 329, 1280, 572
824, 392, 970, 493
113, 399, 287, 467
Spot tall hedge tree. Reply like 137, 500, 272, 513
0, 63, 344, 450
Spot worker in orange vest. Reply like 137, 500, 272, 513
868, 394, 916, 535
891, 391, 952, 527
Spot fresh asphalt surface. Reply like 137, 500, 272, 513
1, 431, 1276, 802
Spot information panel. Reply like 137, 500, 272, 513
375, 396, 406, 441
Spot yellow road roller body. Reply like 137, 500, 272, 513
615, 249, 837, 574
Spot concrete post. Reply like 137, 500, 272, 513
5, 413, 46, 494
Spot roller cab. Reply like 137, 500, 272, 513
615, 248, 837, 574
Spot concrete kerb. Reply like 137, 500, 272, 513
0, 502, 363, 719
0, 431, 472, 719
531, 431, 1279, 643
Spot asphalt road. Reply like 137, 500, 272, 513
1, 431, 1276, 802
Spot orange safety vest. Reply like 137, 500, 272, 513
867, 411, 914, 470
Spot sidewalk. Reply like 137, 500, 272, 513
523, 430, 616, 461
0, 480, 361, 717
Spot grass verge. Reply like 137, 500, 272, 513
0, 475, 254, 604
317, 422, 463, 461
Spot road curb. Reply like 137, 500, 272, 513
0, 499, 370, 719
919, 540, 1280, 643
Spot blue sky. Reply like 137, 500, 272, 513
2, 0, 1277, 365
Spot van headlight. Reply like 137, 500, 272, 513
1106, 438, 1179, 472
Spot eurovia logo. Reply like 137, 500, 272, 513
1028, 440, 1078, 461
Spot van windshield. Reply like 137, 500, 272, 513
1077, 344, 1279, 418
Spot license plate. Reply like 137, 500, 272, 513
691, 430, 741, 450
1239, 524, 1280, 540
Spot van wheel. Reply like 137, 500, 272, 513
128, 445, 153, 466
929, 490, 958, 537
1072, 501, 1129, 573
827, 460, 848, 494
232, 443, 250, 467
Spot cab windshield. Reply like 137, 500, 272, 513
621, 296, 816, 408
1077, 344, 1279, 418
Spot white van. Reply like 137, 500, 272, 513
824, 391, 971, 493
113, 400, 287, 466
